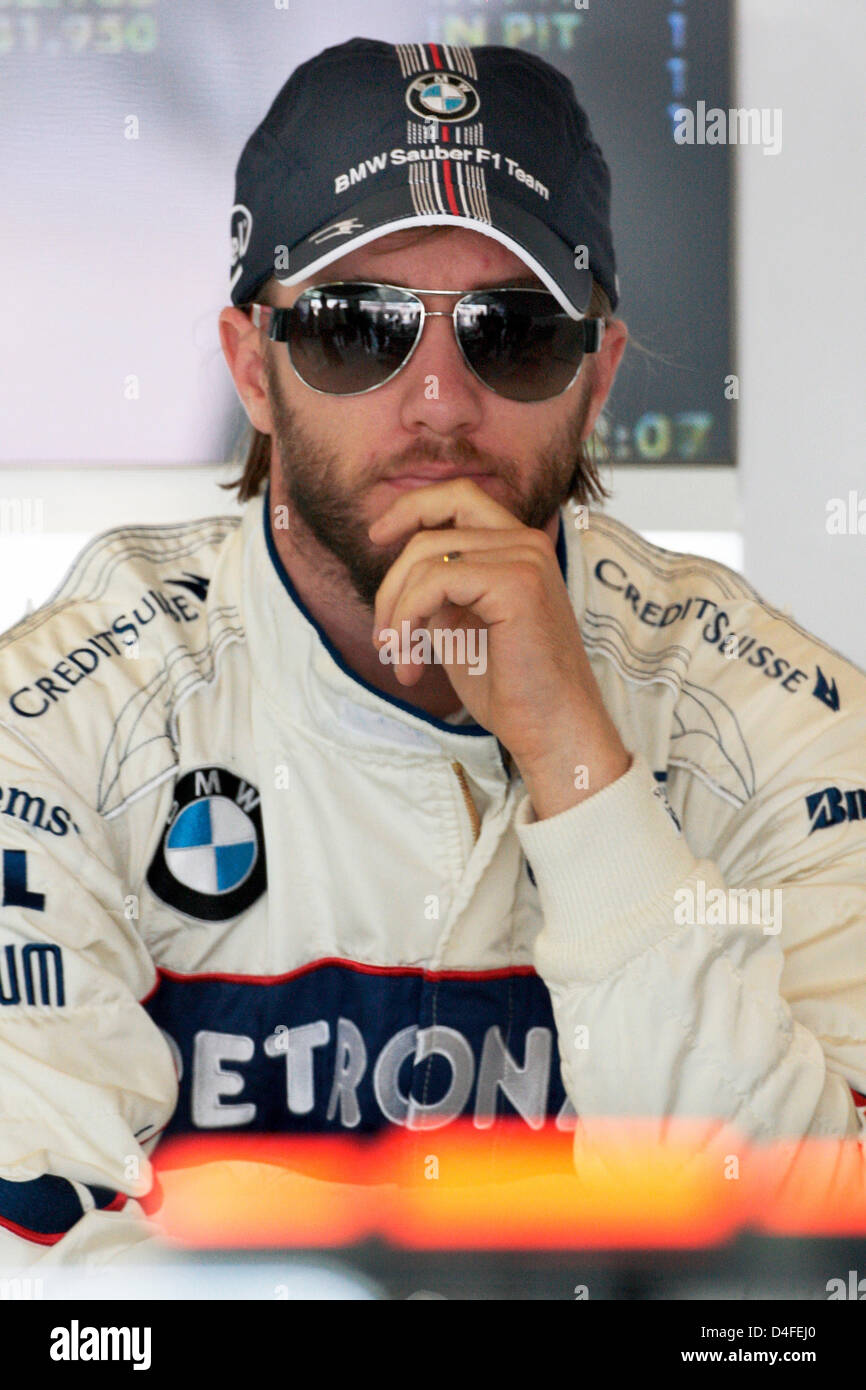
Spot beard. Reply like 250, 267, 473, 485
266, 352, 592, 609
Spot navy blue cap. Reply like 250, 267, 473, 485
230, 36, 619, 318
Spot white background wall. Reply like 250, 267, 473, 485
735, 0, 866, 668
1, 0, 863, 668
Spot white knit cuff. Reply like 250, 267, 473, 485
515, 750, 705, 982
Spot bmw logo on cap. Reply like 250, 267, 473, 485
405, 71, 480, 123
146, 766, 267, 922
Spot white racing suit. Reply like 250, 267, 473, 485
1, 489, 865, 1266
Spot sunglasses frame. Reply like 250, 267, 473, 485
243, 281, 605, 401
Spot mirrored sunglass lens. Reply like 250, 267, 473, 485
288, 285, 421, 394
457, 291, 585, 402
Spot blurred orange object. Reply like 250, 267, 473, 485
148, 1119, 866, 1251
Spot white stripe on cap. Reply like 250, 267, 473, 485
452, 158, 469, 218
408, 164, 427, 215
428, 161, 447, 215
401, 43, 425, 76
444, 45, 478, 78
274, 216, 587, 321
460, 162, 490, 222
478, 166, 493, 219
395, 42, 479, 80
407, 163, 422, 214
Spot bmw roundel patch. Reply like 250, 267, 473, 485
405, 71, 480, 123
146, 766, 267, 922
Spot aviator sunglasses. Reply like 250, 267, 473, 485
244, 281, 605, 403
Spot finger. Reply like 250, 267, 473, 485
380, 550, 543, 653
373, 526, 544, 636
368, 476, 520, 545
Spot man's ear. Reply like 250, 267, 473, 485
580, 318, 628, 440
218, 306, 274, 434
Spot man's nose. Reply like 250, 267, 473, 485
396, 300, 486, 433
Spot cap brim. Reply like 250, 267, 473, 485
275, 184, 593, 318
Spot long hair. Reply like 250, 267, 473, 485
221, 230, 614, 507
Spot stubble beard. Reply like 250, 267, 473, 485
266, 353, 592, 609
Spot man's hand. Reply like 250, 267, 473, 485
368, 479, 631, 818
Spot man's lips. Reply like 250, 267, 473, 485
381, 466, 495, 493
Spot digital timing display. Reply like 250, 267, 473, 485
1, 0, 731, 468
0, 0, 158, 57
426, 0, 732, 465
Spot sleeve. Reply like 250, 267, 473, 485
515, 748, 866, 1165
0, 723, 178, 1269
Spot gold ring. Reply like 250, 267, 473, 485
442, 551, 462, 563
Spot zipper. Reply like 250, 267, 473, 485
451, 761, 481, 845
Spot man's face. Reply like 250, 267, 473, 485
252, 228, 624, 606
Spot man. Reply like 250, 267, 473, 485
1, 36, 865, 1270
